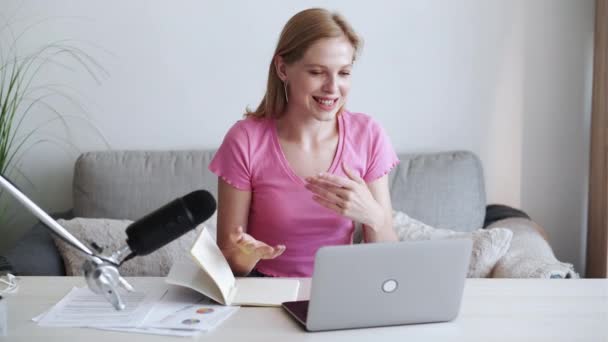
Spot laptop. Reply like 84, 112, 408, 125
282, 238, 472, 332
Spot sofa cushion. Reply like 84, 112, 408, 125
390, 151, 486, 232
57, 212, 503, 278
390, 210, 512, 278
73, 150, 218, 220
4, 210, 74, 276
487, 218, 579, 278
53, 215, 217, 276
4, 224, 65, 276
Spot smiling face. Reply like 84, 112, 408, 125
276, 36, 355, 122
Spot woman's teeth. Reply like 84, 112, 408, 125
315, 97, 336, 105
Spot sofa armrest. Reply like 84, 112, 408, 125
3, 210, 74, 276
487, 217, 578, 278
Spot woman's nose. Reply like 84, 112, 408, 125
322, 76, 338, 93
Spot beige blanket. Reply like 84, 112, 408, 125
487, 218, 579, 278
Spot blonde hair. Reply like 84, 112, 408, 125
245, 8, 362, 119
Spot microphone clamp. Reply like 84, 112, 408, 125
80, 244, 134, 311
82, 256, 134, 310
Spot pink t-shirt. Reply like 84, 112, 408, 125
209, 111, 399, 277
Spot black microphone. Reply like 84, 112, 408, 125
116, 190, 216, 263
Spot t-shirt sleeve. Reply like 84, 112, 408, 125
209, 121, 252, 190
363, 119, 399, 183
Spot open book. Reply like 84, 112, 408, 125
166, 227, 300, 306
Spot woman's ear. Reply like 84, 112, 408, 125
274, 55, 288, 81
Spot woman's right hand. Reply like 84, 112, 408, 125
230, 226, 286, 261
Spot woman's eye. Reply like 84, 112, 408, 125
308, 70, 322, 75
340, 71, 351, 76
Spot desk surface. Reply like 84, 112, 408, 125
3, 277, 607, 341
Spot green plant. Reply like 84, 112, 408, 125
0, 20, 109, 225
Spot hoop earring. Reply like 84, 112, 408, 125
283, 81, 289, 103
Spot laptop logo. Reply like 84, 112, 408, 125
382, 279, 398, 293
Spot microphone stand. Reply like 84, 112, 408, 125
0, 175, 133, 310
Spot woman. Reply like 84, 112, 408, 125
209, 8, 399, 277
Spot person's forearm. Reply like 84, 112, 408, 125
363, 225, 398, 242
363, 212, 398, 242
221, 248, 261, 276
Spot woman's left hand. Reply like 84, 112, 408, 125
305, 162, 385, 231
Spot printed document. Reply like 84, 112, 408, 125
34, 285, 238, 336
37, 286, 164, 327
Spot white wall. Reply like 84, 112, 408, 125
0, 0, 594, 274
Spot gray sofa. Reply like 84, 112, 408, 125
4, 150, 574, 278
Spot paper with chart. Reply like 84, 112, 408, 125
142, 285, 237, 331
166, 228, 299, 306
36, 286, 165, 327
33, 286, 238, 336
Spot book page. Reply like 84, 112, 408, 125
165, 258, 225, 305
189, 228, 236, 304
233, 278, 300, 307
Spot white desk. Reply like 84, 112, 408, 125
2, 277, 607, 341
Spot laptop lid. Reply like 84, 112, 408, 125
302, 238, 472, 331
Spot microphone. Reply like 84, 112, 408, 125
114, 190, 216, 264
1, 172, 216, 310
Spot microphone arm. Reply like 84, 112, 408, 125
0, 174, 133, 310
